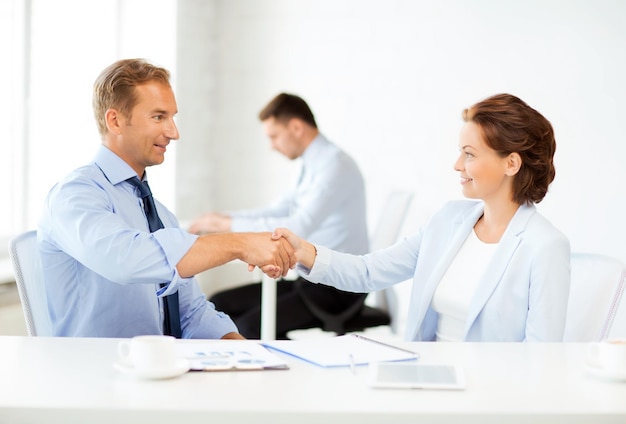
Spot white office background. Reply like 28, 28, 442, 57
1, 0, 177, 237
3, 1, 626, 331
174, 1, 626, 262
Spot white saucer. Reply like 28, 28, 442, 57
584, 361, 626, 382
113, 359, 190, 380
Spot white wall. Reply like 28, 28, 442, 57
176, 0, 626, 272
1, 0, 178, 237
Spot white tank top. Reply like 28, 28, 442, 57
431, 229, 498, 342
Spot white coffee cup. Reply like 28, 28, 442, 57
587, 339, 626, 374
118, 335, 178, 373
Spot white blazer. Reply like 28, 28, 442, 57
305, 200, 571, 342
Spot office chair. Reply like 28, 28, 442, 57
298, 191, 414, 335
607, 283, 626, 339
562, 252, 625, 342
8, 230, 53, 336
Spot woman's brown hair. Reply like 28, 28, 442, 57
463, 93, 556, 205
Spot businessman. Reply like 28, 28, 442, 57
38, 59, 295, 339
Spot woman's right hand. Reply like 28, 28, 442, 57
271, 228, 317, 269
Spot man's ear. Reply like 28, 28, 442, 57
287, 117, 304, 137
105, 108, 123, 135
505, 152, 522, 176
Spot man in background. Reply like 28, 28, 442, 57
189, 92, 369, 339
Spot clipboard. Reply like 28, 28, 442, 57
263, 334, 419, 368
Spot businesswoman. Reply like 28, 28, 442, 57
275, 93, 570, 342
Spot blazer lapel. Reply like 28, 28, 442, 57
463, 204, 537, 337
425, 203, 485, 297
406, 202, 484, 340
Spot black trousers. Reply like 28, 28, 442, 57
209, 277, 365, 339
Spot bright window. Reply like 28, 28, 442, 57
2, 0, 177, 240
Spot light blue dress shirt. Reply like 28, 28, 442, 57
230, 134, 369, 255
300, 200, 571, 342
38, 145, 238, 338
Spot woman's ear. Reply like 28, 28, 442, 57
505, 152, 522, 176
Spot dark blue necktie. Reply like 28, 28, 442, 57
127, 176, 182, 338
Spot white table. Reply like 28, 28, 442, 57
0, 336, 625, 424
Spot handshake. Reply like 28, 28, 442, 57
181, 225, 319, 281
241, 228, 316, 279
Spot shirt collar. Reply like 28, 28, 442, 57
92, 145, 143, 186
300, 133, 327, 166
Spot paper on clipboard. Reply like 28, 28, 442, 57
263, 334, 419, 368
175, 340, 289, 371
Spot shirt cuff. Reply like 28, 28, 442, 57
153, 227, 198, 272
296, 244, 331, 282
156, 269, 191, 297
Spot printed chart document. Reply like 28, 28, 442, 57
175, 340, 289, 371
263, 334, 419, 367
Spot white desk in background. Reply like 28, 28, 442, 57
1, 336, 625, 424
240, 266, 295, 341
260, 270, 301, 340
197, 261, 280, 340
260, 273, 277, 340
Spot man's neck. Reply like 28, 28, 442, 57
300, 128, 319, 151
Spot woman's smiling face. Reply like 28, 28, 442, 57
454, 121, 514, 203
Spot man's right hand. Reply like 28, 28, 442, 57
241, 232, 296, 278
176, 231, 295, 279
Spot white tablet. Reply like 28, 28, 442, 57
368, 362, 466, 390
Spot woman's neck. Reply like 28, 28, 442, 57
474, 199, 520, 243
